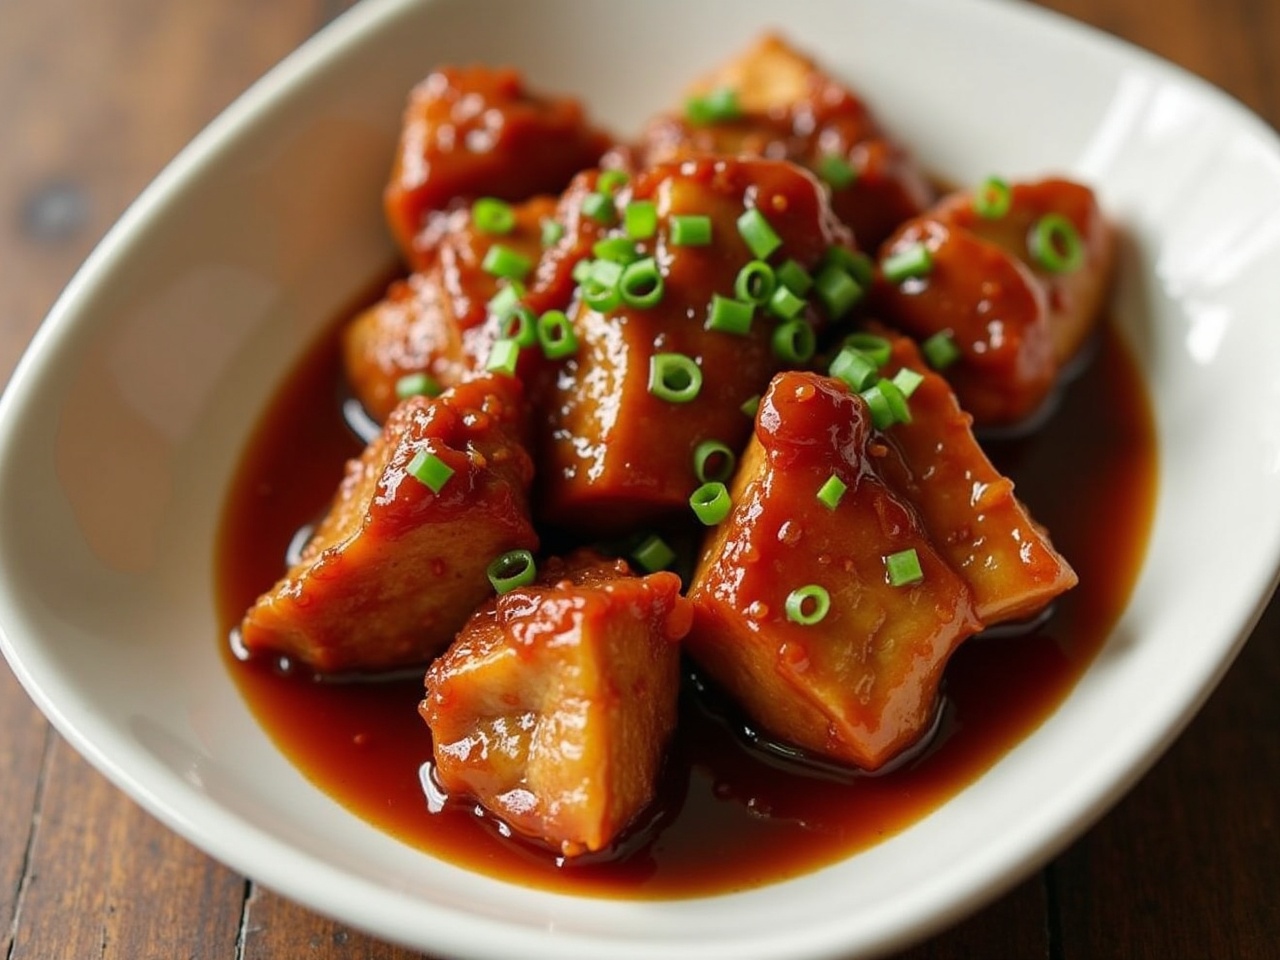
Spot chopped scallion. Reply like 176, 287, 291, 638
685, 87, 741, 126
487, 549, 537, 594
536, 310, 578, 360
406, 448, 454, 494
540, 217, 564, 248
882, 242, 933, 283
772, 319, 817, 364
817, 474, 847, 511
619, 258, 664, 308
974, 176, 1012, 219
485, 338, 521, 377
885, 548, 924, 587
592, 236, 640, 264
472, 197, 516, 235
814, 263, 864, 319
670, 214, 712, 246
841, 333, 892, 367
734, 260, 777, 305
694, 439, 736, 484
481, 244, 533, 282
737, 208, 783, 260
785, 584, 831, 625
1029, 213, 1084, 273
767, 284, 807, 320
829, 347, 880, 392
499, 305, 539, 347
817, 153, 857, 190
597, 169, 629, 196
689, 481, 732, 526
582, 191, 617, 225
625, 200, 658, 239
775, 259, 813, 296
891, 366, 925, 398
395, 371, 442, 399
706, 293, 754, 336
921, 330, 961, 370
648, 353, 702, 403
632, 534, 676, 572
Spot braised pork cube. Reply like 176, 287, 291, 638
344, 196, 556, 423
385, 65, 611, 268
859, 329, 1077, 624
642, 34, 934, 249
933, 177, 1115, 365
421, 552, 690, 857
686, 371, 981, 770
539, 156, 854, 534
873, 216, 1054, 426
238, 374, 536, 674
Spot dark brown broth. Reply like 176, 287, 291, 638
215, 309, 1156, 898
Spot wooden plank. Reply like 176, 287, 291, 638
0, 668, 51, 957
241, 886, 435, 960
892, 875, 1050, 959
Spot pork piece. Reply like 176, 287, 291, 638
238, 374, 537, 674
344, 196, 556, 423
539, 155, 854, 534
932, 177, 1115, 365
687, 371, 982, 770
869, 329, 1077, 624
641, 34, 934, 249
873, 177, 1115, 428
384, 65, 611, 268
873, 216, 1054, 427
421, 552, 690, 857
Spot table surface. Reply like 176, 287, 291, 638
2, 1, 1278, 957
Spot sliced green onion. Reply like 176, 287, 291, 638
485, 339, 521, 377
817, 474, 847, 511
694, 439, 736, 483
582, 259, 624, 311
814, 263, 864, 319
499, 305, 539, 347
593, 236, 640, 264
571, 259, 593, 284
395, 371, 442, 399
685, 87, 741, 126
922, 330, 961, 370
772, 319, 816, 364
540, 217, 565, 248
882, 242, 933, 283
767, 284, 807, 320
1029, 213, 1084, 273
785, 584, 830, 625
842, 333, 892, 367
706, 294, 754, 336
885, 548, 924, 587
648, 353, 702, 403
536, 310, 579, 360
619, 257, 665, 308
974, 176, 1012, 219
582, 192, 617, 225
861, 377, 911, 429
486, 281, 525, 321
817, 153, 857, 190
829, 347, 880, 392
822, 246, 874, 288
625, 200, 658, 239
632, 534, 676, 572
597, 169, 629, 196
891, 366, 925, 398
737, 208, 783, 260
741, 394, 761, 418
690, 481, 732, 526
670, 214, 712, 246
775, 259, 813, 296
734, 260, 777, 305
487, 549, 537, 594
481, 244, 533, 282
471, 197, 515, 235
406, 448, 454, 494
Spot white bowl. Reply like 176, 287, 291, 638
3, 0, 1280, 957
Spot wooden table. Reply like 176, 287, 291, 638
1, 1, 1276, 957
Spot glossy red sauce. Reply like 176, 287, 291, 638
216, 306, 1156, 898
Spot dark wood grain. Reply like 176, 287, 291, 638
0, 1, 1276, 958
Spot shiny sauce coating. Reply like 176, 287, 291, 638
217, 304, 1155, 898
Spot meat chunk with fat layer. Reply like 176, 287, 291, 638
421, 552, 690, 857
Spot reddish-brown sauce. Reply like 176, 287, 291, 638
216, 304, 1155, 898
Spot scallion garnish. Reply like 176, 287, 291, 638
694, 439, 736, 484
860, 378, 911, 429
842, 333, 892, 367
706, 293, 754, 335
486, 281, 525, 321
814, 262, 864, 319
785, 584, 831, 625
582, 259, 624, 311
593, 236, 641, 264
1029, 213, 1084, 273
767, 284, 806, 320
670, 214, 712, 246
632, 534, 676, 572
740, 394, 761, 418
974, 176, 1012, 219
487, 549, 537, 594
625, 200, 658, 239
737, 208, 783, 260
481, 244, 533, 282
817, 153, 857, 190
648, 353, 702, 403
395, 371, 442, 399
829, 347, 880, 392
582, 191, 617, 225
485, 339, 521, 377
685, 87, 741, 126
891, 366, 925, 398
775, 259, 813, 296
540, 217, 564, 248
885, 548, 924, 587
734, 260, 777, 305
822, 246, 874, 287
406, 448, 454, 494
536, 310, 578, 360
598, 169, 629, 196
472, 197, 516, 235
772, 319, 816, 364
816, 474, 847, 511
689, 481, 732, 526
882, 242, 933, 283
619, 258, 664, 309
921, 330, 961, 370
499, 305, 539, 348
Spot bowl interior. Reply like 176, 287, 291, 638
2, 0, 1280, 957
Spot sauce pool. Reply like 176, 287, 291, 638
216, 304, 1156, 898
